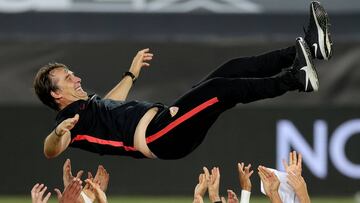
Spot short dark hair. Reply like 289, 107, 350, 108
33, 63, 68, 111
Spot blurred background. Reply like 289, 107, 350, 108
0, 0, 359, 202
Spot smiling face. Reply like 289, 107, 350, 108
50, 67, 88, 109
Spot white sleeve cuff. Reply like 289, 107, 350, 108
240, 190, 251, 203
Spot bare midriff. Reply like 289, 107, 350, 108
133, 107, 159, 158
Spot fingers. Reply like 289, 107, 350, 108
38, 185, 48, 198
60, 114, 80, 132
298, 153, 302, 168
199, 173, 205, 184
245, 164, 253, 177
71, 178, 83, 193
258, 166, 271, 177
33, 183, 45, 194
85, 178, 99, 190
248, 169, 254, 177
31, 183, 40, 196
76, 170, 84, 179
293, 151, 297, 165
142, 62, 150, 67
54, 188, 62, 200
211, 167, 220, 184
238, 162, 253, 176
71, 114, 80, 125
88, 171, 93, 179
227, 189, 238, 200
245, 164, 251, 172
31, 183, 46, 201
73, 113, 79, 119
139, 48, 150, 53
238, 162, 244, 174
257, 168, 266, 181
63, 159, 71, 171
289, 151, 293, 165
43, 192, 52, 202
138, 48, 153, 57
203, 167, 210, 180
94, 165, 109, 192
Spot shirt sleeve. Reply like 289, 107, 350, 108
240, 190, 251, 203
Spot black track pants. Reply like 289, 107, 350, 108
146, 46, 297, 159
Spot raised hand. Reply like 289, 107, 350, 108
238, 162, 253, 192
282, 151, 302, 176
56, 114, 79, 137
63, 159, 84, 188
31, 183, 51, 203
85, 179, 108, 203
194, 173, 208, 199
93, 165, 110, 192
258, 166, 281, 202
55, 178, 83, 203
287, 172, 311, 203
227, 189, 239, 203
204, 167, 221, 203
129, 48, 153, 78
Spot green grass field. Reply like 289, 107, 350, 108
0, 196, 355, 203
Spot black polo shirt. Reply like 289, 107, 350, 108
55, 94, 165, 158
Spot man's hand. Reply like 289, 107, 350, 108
129, 48, 153, 78
31, 183, 51, 203
258, 166, 280, 199
282, 151, 302, 176
63, 159, 84, 189
194, 173, 208, 199
56, 114, 79, 137
85, 179, 108, 203
227, 190, 239, 203
237, 162, 253, 192
287, 172, 311, 203
93, 165, 110, 192
55, 178, 83, 203
204, 167, 222, 203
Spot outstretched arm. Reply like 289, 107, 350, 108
238, 162, 253, 203
44, 114, 79, 159
104, 48, 153, 101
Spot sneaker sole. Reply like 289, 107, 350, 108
299, 38, 319, 91
312, 1, 331, 60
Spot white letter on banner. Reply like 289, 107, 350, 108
330, 119, 360, 179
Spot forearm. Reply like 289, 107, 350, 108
209, 194, 221, 203
296, 192, 311, 203
193, 195, 204, 203
43, 129, 70, 159
104, 76, 133, 101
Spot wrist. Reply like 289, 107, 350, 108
267, 190, 280, 199
209, 194, 221, 202
296, 192, 310, 202
194, 194, 203, 199
242, 186, 251, 192
123, 71, 137, 83
54, 127, 62, 137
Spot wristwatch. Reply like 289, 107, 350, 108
122, 71, 137, 83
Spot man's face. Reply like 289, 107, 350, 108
50, 68, 88, 105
